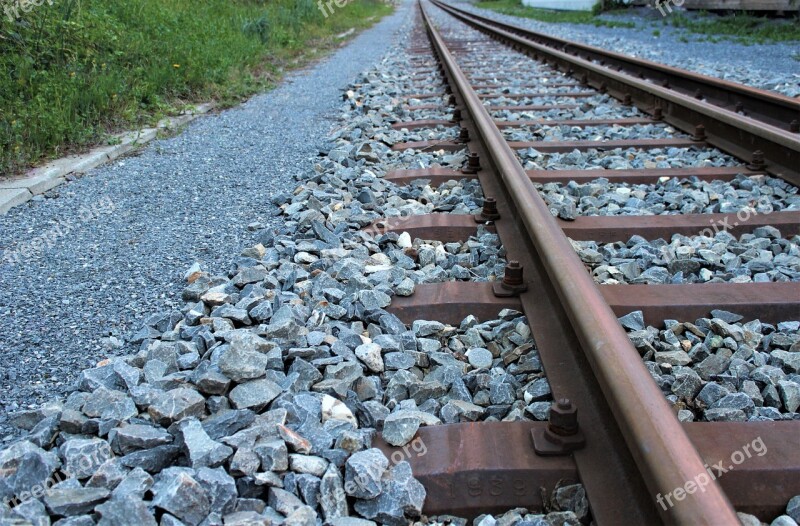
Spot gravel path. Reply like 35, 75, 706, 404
452, 1, 800, 97
0, 1, 413, 442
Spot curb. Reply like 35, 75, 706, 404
0, 102, 216, 215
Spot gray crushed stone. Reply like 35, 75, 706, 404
0, 1, 413, 441
452, 1, 800, 96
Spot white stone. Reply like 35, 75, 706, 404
397, 232, 412, 249
355, 343, 384, 373
321, 394, 357, 426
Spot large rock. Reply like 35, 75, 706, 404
201, 409, 256, 441
289, 454, 328, 477
195, 466, 237, 515
118, 445, 181, 473
0, 440, 60, 501
285, 505, 318, 526
6, 498, 49, 525
358, 290, 391, 310
787, 495, 800, 522
61, 438, 113, 479
295, 473, 321, 509
264, 306, 300, 339
269, 487, 305, 516
44, 487, 110, 516
147, 388, 206, 426
778, 381, 800, 412
9, 401, 63, 431
319, 464, 348, 520
113, 424, 173, 454
382, 412, 422, 447
279, 425, 312, 454
254, 439, 288, 472
411, 320, 445, 337
172, 418, 233, 468
151, 471, 211, 526
466, 348, 493, 369
222, 511, 273, 526
112, 467, 153, 500
353, 461, 426, 525
96, 497, 157, 526
78, 365, 126, 392
344, 448, 388, 499
192, 362, 231, 395
86, 458, 127, 490
218, 345, 269, 383
618, 311, 645, 331
81, 387, 137, 421
229, 378, 282, 411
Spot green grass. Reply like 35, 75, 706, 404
662, 12, 800, 45
0, 0, 392, 176
475, 0, 635, 28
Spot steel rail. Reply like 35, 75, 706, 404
430, 0, 800, 186
431, 0, 800, 133
418, 3, 740, 524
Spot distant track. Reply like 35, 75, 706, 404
431, 0, 800, 186
372, 2, 800, 524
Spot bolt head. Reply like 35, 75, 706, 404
549, 399, 578, 431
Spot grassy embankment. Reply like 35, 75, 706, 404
661, 12, 800, 44
0, 0, 393, 176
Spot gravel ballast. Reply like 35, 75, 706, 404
575, 230, 800, 285
621, 309, 800, 423
0, 4, 412, 441
455, 1, 800, 97
0, 6, 561, 524
1, 2, 798, 524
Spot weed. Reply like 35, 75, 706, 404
666, 11, 800, 44
0, 0, 392, 176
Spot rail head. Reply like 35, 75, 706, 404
418, 2, 740, 523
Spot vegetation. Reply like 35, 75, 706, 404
661, 12, 800, 45
475, 0, 635, 28
0, 0, 392, 176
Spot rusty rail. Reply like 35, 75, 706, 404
417, 2, 740, 523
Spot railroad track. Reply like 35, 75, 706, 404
370, 2, 800, 524
431, 0, 800, 186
